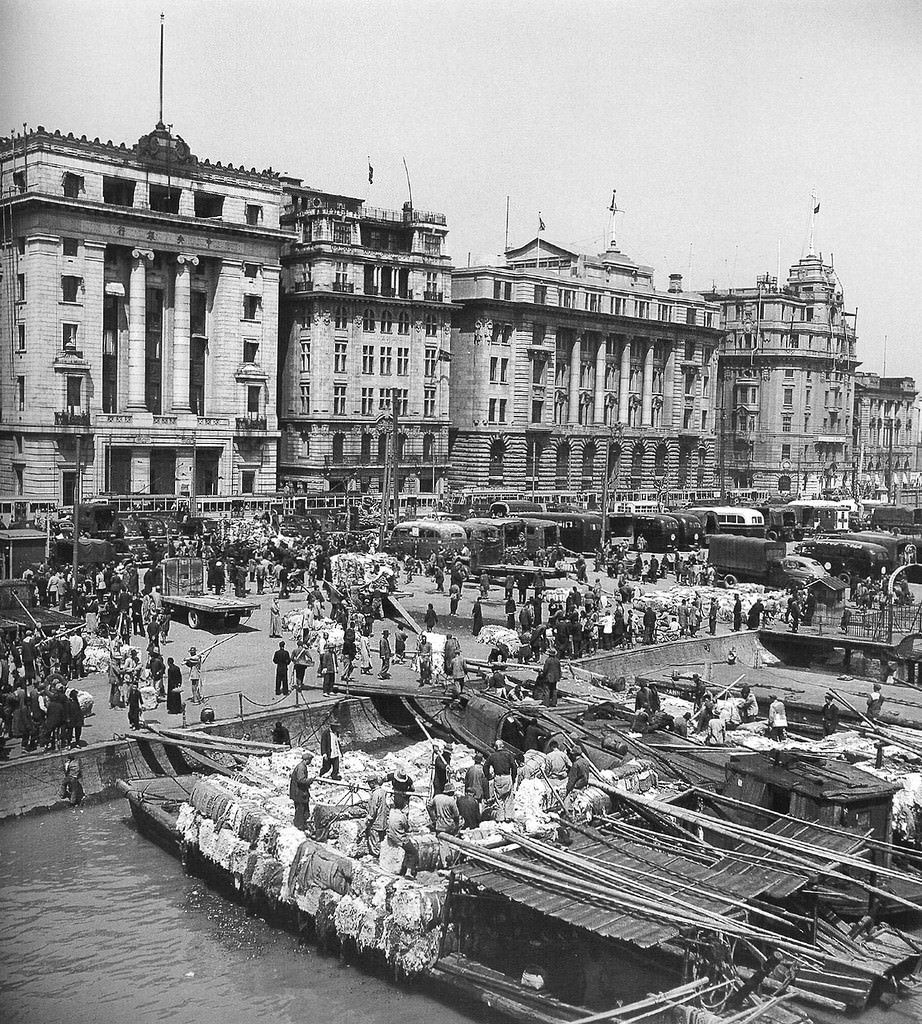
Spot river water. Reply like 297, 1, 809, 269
0, 803, 478, 1024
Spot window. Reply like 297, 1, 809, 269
804, 307, 814, 322
396, 347, 409, 375
560, 289, 574, 309
191, 292, 207, 336
805, 388, 812, 406
17, 376, 25, 410
686, 307, 698, 325
334, 305, 348, 330
61, 276, 82, 302
378, 388, 392, 411
66, 375, 82, 409
245, 204, 262, 226
16, 274, 25, 301
611, 296, 625, 316
700, 409, 708, 430
363, 308, 375, 332
534, 285, 547, 304
333, 222, 351, 244
425, 314, 438, 337
148, 183, 179, 213
531, 399, 543, 423
424, 386, 436, 418
243, 339, 259, 364
427, 272, 443, 300
12, 171, 25, 194
500, 357, 509, 383
658, 303, 671, 322
379, 346, 392, 375
362, 345, 374, 374
62, 323, 79, 351
781, 414, 792, 433
63, 238, 79, 257
532, 356, 545, 385
684, 341, 695, 361
380, 309, 393, 334
490, 357, 499, 383
333, 384, 347, 415
395, 389, 409, 415
783, 387, 794, 407
398, 311, 410, 335
243, 295, 261, 320
532, 324, 546, 346
361, 388, 374, 415
194, 192, 224, 218
17, 324, 25, 352
299, 384, 310, 413
636, 300, 649, 319
331, 434, 345, 463
300, 340, 311, 373
14, 466, 23, 496
783, 367, 795, 379
424, 347, 437, 378
488, 398, 507, 423
246, 385, 261, 415
334, 341, 348, 373
244, 263, 259, 279
489, 398, 497, 422
241, 471, 256, 494
334, 262, 350, 290
102, 176, 135, 206
423, 233, 441, 255
781, 444, 791, 461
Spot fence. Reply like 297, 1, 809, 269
843, 602, 921, 642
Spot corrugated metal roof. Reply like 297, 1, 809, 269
462, 833, 748, 950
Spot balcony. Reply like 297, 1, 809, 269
424, 290, 444, 302
290, 280, 314, 293
55, 409, 91, 429
236, 415, 268, 432
332, 281, 354, 293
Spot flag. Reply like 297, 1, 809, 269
538, 213, 545, 232
813, 201, 820, 214
368, 159, 374, 185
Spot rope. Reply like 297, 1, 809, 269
240, 692, 293, 710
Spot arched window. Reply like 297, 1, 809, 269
362, 308, 375, 332
377, 433, 388, 464
654, 443, 667, 477
489, 438, 506, 483
631, 444, 645, 486
556, 442, 570, 488
361, 432, 372, 461
778, 474, 792, 493
331, 433, 344, 464
422, 433, 434, 461
380, 308, 393, 334
425, 314, 438, 337
581, 443, 596, 486
398, 311, 410, 335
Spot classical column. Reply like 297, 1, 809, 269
641, 338, 654, 426
593, 335, 607, 424
663, 342, 676, 428
127, 249, 153, 409
567, 332, 581, 424
618, 337, 631, 423
171, 253, 199, 411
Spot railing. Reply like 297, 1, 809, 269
324, 454, 437, 469
380, 287, 396, 298
55, 409, 91, 427
332, 281, 354, 292
424, 290, 444, 302
236, 415, 267, 431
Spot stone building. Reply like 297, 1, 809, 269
0, 124, 286, 502
705, 253, 859, 497
276, 182, 453, 494
853, 372, 917, 499
448, 238, 721, 495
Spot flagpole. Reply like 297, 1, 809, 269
536, 212, 542, 270
402, 157, 413, 216
504, 196, 510, 253
808, 187, 818, 255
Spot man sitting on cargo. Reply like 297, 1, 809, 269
565, 743, 594, 796
289, 751, 315, 831
738, 685, 759, 723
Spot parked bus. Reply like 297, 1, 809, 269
786, 499, 854, 534
0, 498, 59, 530
606, 513, 680, 553
387, 520, 468, 561
489, 500, 545, 518
844, 531, 922, 579
459, 519, 505, 569
798, 538, 891, 581
666, 511, 703, 550
687, 506, 766, 540
527, 511, 602, 553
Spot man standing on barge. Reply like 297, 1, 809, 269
289, 751, 315, 830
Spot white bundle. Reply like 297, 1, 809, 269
514, 777, 551, 823
477, 625, 522, 653
139, 685, 158, 711
334, 893, 371, 940
75, 690, 94, 716
330, 553, 398, 593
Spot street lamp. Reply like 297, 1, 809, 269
600, 420, 624, 551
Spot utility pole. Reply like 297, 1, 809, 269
71, 433, 82, 613
391, 399, 400, 529
887, 417, 894, 505
599, 422, 622, 551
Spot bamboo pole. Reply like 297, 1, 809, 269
566, 978, 711, 1024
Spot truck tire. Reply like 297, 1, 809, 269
793, 529, 804, 542
724, 573, 738, 588
187, 609, 201, 630
225, 614, 241, 630
838, 572, 850, 584
765, 529, 778, 541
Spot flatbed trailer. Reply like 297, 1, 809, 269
161, 557, 258, 630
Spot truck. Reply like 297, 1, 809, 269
0, 579, 83, 637
707, 535, 827, 588
160, 557, 259, 631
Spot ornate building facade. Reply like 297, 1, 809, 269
276, 182, 453, 494
448, 238, 721, 495
853, 372, 917, 499
0, 124, 286, 501
706, 253, 859, 498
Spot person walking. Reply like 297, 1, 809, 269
319, 644, 337, 696
417, 635, 433, 685
822, 692, 840, 735
273, 640, 291, 696
357, 632, 373, 675
341, 628, 356, 682
269, 597, 282, 638
319, 722, 342, 779
166, 658, 183, 714
424, 603, 438, 631
448, 581, 461, 616
505, 595, 516, 630
378, 629, 392, 679
127, 680, 143, 730
292, 640, 312, 691
471, 598, 484, 636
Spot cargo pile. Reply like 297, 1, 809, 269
632, 583, 789, 624
330, 553, 398, 594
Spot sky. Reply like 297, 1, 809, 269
1, 0, 920, 377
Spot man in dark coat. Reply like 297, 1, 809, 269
273, 641, 291, 696
543, 652, 562, 707
289, 751, 315, 830
732, 595, 742, 632
319, 722, 342, 779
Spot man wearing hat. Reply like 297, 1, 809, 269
364, 774, 389, 856
289, 751, 315, 831
319, 720, 342, 779
485, 739, 517, 822
427, 779, 461, 836
185, 646, 203, 704
822, 692, 840, 736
